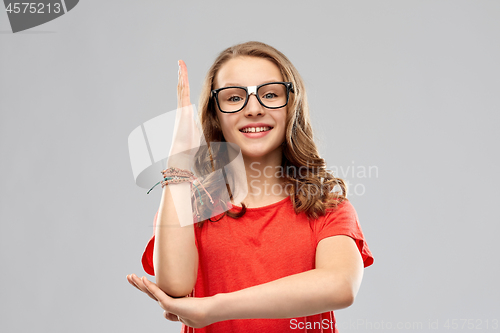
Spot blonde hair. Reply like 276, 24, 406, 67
193, 41, 347, 227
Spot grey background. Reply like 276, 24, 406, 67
1, 1, 498, 332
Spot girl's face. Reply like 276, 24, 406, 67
214, 56, 287, 159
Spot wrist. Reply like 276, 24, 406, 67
208, 293, 228, 324
167, 154, 193, 170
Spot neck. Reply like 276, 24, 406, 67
237, 146, 288, 207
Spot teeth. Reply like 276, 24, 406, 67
241, 126, 272, 133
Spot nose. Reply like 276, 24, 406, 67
243, 92, 265, 116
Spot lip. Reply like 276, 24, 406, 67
239, 123, 273, 131
240, 127, 273, 138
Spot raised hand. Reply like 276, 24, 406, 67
168, 60, 202, 167
177, 59, 191, 111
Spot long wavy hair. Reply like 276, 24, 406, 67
191, 41, 347, 228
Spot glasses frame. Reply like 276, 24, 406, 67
211, 81, 294, 113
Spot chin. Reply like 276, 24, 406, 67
241, 149, 266, 158
242, 145, 282, 159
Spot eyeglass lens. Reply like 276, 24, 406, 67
217, 83, 288, 112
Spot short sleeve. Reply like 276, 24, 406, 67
140, 210, 199, 276
315, 200, 374, 268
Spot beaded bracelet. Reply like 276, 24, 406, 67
160, 167, 195, 186
147, 167, 214, 218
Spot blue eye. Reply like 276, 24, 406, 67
263, 93, 277, 99
228, 96, 243, 102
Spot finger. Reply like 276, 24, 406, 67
127, 275, 142, 291
129, 274, 159, 301
128, 275, 146, 293
177, 60, 183, 109
177, 60, 191, 109
180, 60, 190, 95
127, 274, 143, 291
142, 276, 173, 310
177, 61, 182, 93
132, 275, 158, 301
163, 310, 180, 322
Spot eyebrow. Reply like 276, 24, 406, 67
221, 79, 282, 88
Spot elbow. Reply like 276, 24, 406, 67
340, 290, 356, 308
152, 263, 198, 298
168, 289, 193, 298
333, 290, 355, 310
158, 282, 193, 298
156, 278, 194, 298
330, 280, 358, 310
330, 268, 363, 309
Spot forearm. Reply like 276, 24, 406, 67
211, 268, 354, 322
153, 182, 198, 297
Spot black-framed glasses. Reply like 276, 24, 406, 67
211, 82, 294, 113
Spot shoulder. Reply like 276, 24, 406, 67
315, 198, 361, 236
324, 198, 356, 218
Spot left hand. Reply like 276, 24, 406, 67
126, 273, 219, 328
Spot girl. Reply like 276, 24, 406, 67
127, 41, 374, 332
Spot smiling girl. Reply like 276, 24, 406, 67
127, 41, 374, 333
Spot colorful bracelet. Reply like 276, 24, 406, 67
147, 167, 214, 218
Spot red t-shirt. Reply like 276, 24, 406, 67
142, 196, 374, 332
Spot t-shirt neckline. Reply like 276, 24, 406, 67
230, 196, 291, 212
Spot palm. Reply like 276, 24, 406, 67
127, 274, 217, 328
169, 60, 202, 166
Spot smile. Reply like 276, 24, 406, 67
239, 127, 273, 138
239, 126, 273, 133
